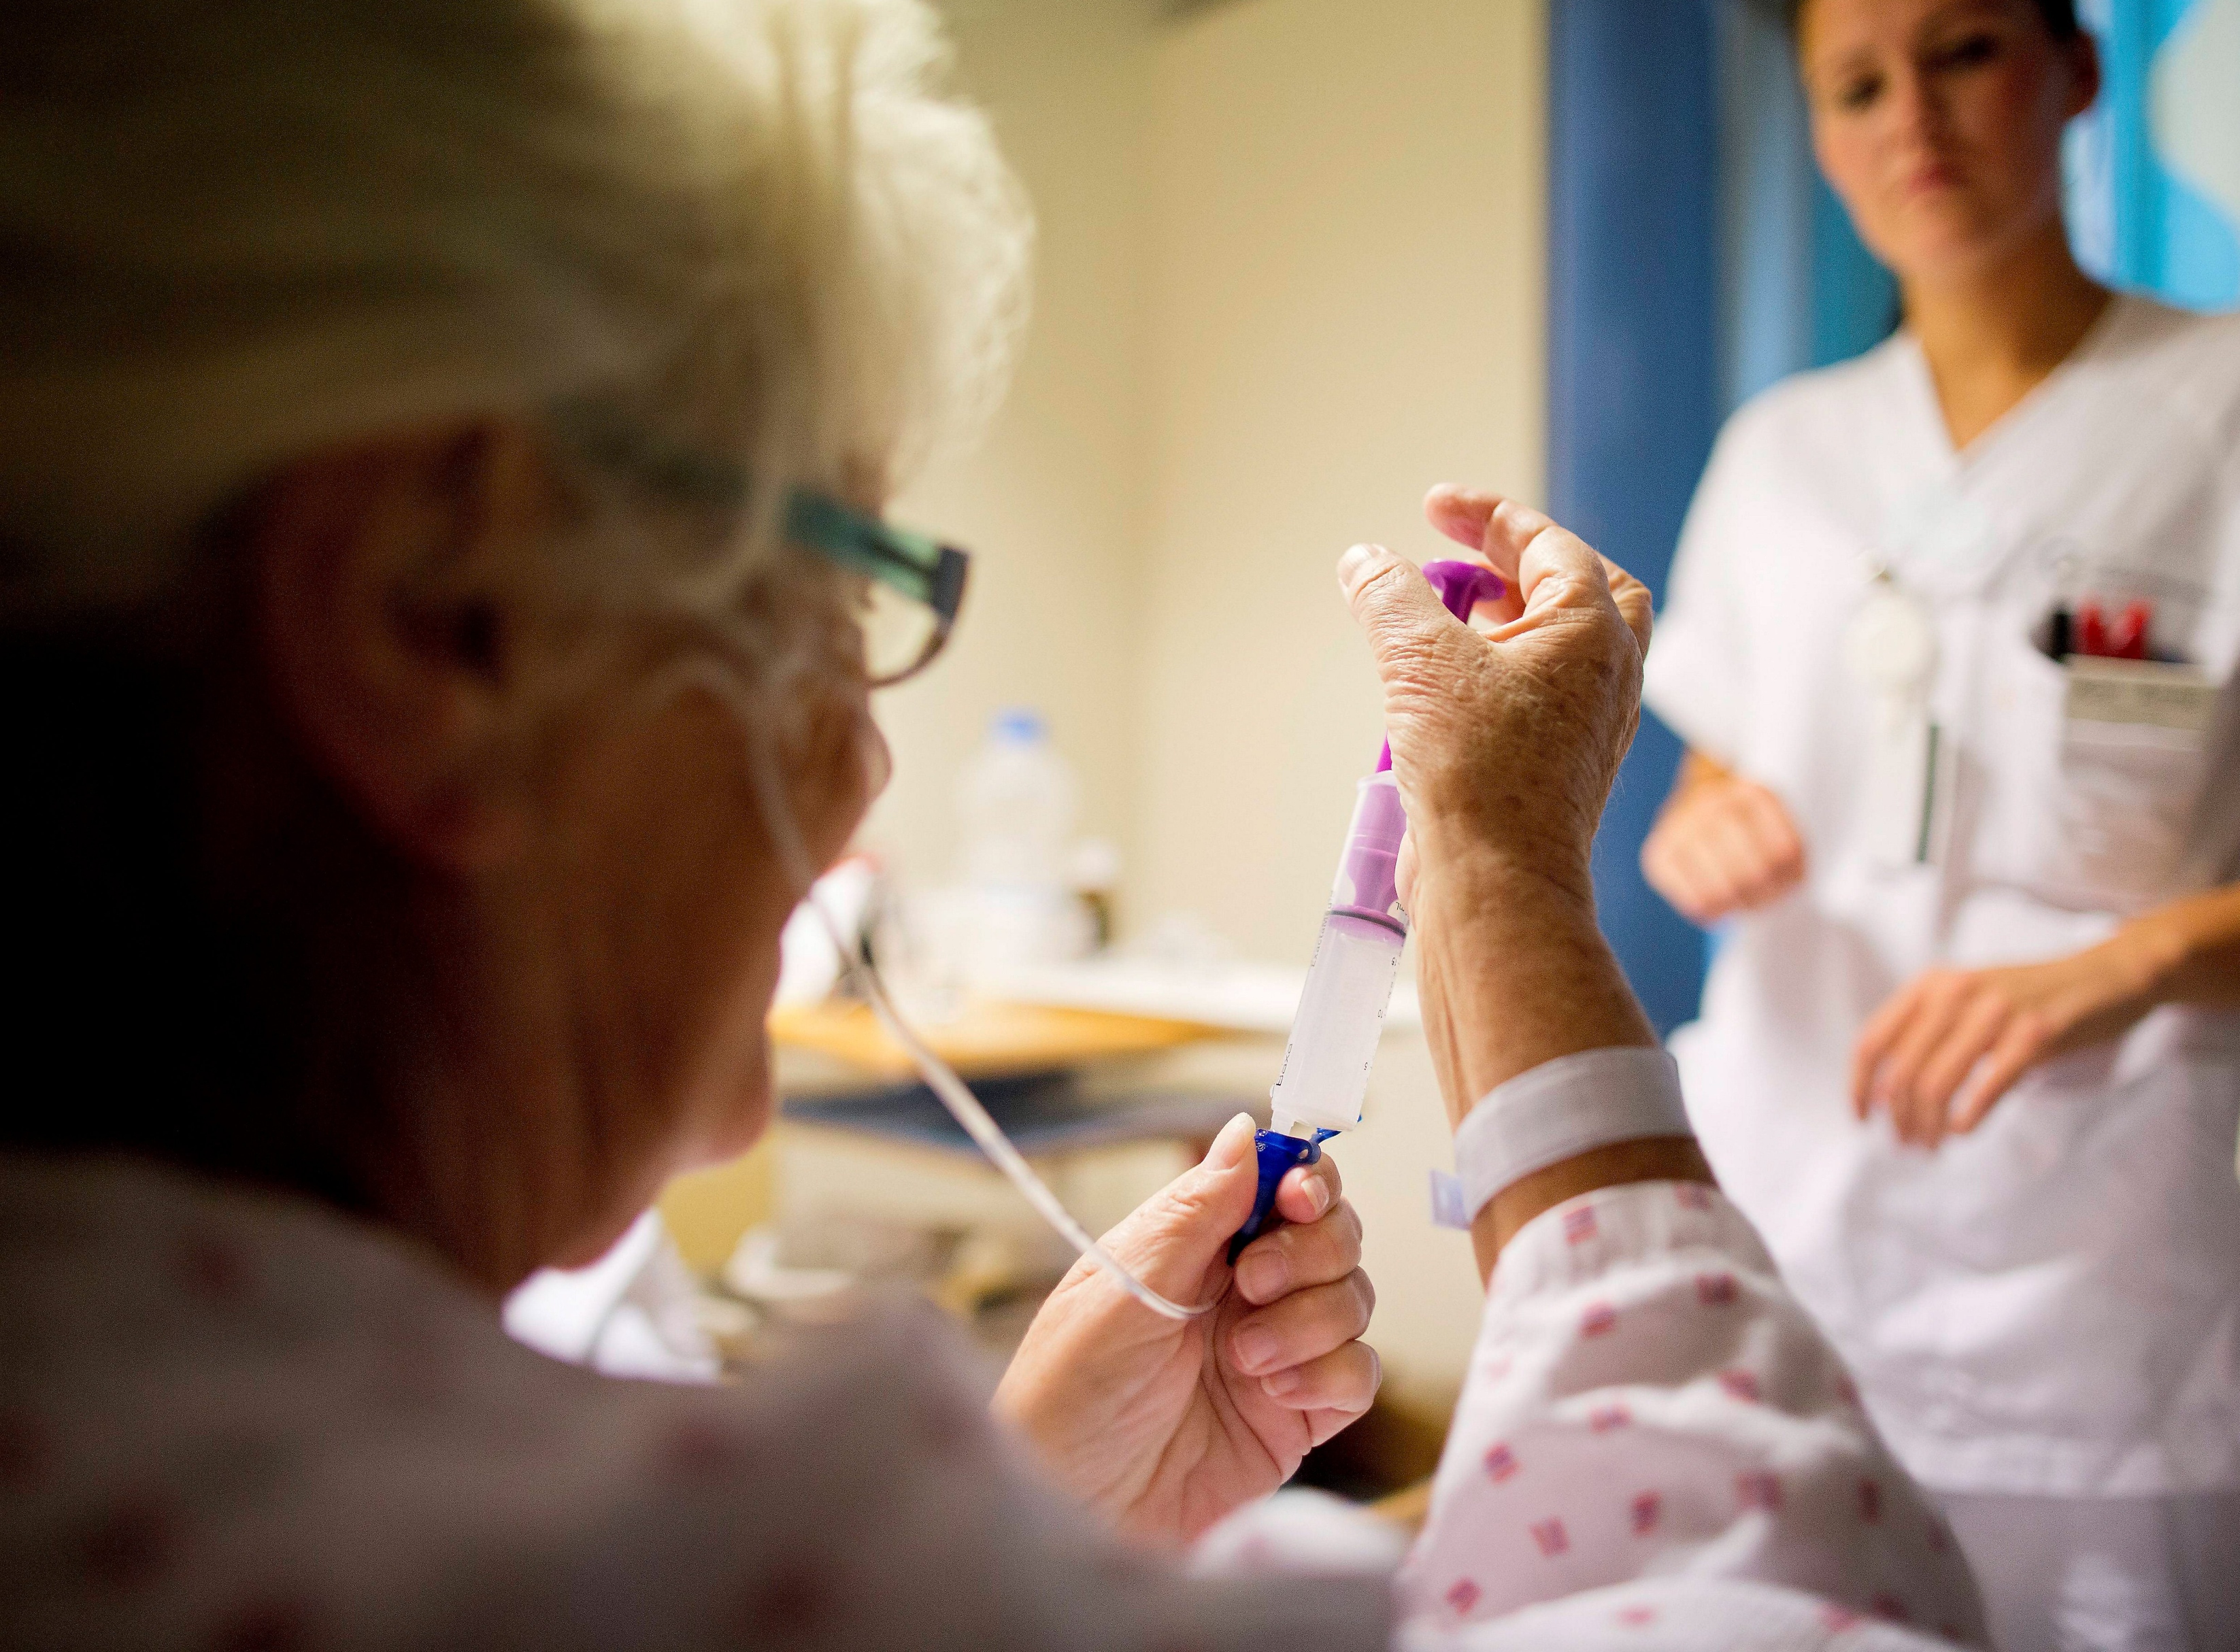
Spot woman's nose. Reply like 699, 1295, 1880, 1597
860, 712, 893, 805
1882, 63, 1945, 153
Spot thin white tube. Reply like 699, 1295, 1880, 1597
675, 657, 1217, 1323
811, 894, 1214, 1321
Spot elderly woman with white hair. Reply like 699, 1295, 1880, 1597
3, 1, 1990, 1647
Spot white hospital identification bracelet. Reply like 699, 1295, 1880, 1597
1429, 1047, 1692, 1229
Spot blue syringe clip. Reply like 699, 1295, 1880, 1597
1227, 1127, 1339, 1264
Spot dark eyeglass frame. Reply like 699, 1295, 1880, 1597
551, 403, 971, 688
782, 491, 970, 688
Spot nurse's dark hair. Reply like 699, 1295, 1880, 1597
1782, 0, 2080, 39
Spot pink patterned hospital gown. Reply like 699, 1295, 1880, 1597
0, 1149, 1982, 1651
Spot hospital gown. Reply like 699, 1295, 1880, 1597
0, 1128, 1982, 1649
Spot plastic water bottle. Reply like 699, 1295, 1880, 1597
958, 709, 1075, 887
955, 709, 1088, 971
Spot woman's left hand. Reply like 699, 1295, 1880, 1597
993, 1113, 1377, 1547
1850, 941, 2160, 1146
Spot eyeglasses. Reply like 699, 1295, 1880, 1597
549, 403, 971, 690
783, 490, 969, 688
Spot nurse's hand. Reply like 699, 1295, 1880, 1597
1640, 752, 1807, 926
1850, 943, 2164, 1145
993, 1113, 1377, 1547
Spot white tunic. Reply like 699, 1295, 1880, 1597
1643, 294, 2240, 1498
0, 1147, 1979, 1650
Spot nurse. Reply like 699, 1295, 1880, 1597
1640, 0, 2240, 1646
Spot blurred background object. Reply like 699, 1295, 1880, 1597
510, 0, 2237, 1494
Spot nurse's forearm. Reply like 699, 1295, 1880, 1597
2122, 883, 2240, 1007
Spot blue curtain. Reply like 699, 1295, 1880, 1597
1716, 0, 1896, 410
1547, 0, 1721, 1037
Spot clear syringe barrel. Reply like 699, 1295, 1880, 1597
1267, 772, 1409, 1136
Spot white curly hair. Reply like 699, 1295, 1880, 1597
0, 0, 1031, 620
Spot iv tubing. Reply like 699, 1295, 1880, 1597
692, 657, 1217, 1324
816, 899, 1214, 1321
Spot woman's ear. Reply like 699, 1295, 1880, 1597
250, 420, 558, 871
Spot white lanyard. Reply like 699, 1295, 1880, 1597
1843, 569, 1950, 869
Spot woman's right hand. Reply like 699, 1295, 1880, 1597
1639, 752, 1806, 926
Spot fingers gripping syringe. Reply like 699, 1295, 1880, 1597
1227, 559, 1507, 1262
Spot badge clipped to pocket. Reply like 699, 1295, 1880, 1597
1845, 573, 1951, 871
2027, 588, 2222, 900
2062, 655, 2218, 735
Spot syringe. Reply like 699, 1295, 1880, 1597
1228, 558, 1507, 1261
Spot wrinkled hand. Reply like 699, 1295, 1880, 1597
1352, 486, 1654, 904
1357, 488, 1659, 1139
1641, 757, 1807, 926
1850, 943, 2160, 1145
993, 1113, 1377, 1547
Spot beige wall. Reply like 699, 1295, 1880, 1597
1135, 0, 1548, 960
864, 0, 1158, 891
879, 0, 1546, 962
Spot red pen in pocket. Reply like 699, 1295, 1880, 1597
2109, 600, 2151, 660
2077, 601, 2107, 658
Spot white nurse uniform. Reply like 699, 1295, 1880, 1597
1644, 294, 2240, 1649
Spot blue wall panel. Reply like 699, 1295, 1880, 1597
2071, 0, 2240, 311
1548, 0, 1722, 1036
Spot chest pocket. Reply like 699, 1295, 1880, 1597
1988, 643, 2218, 911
